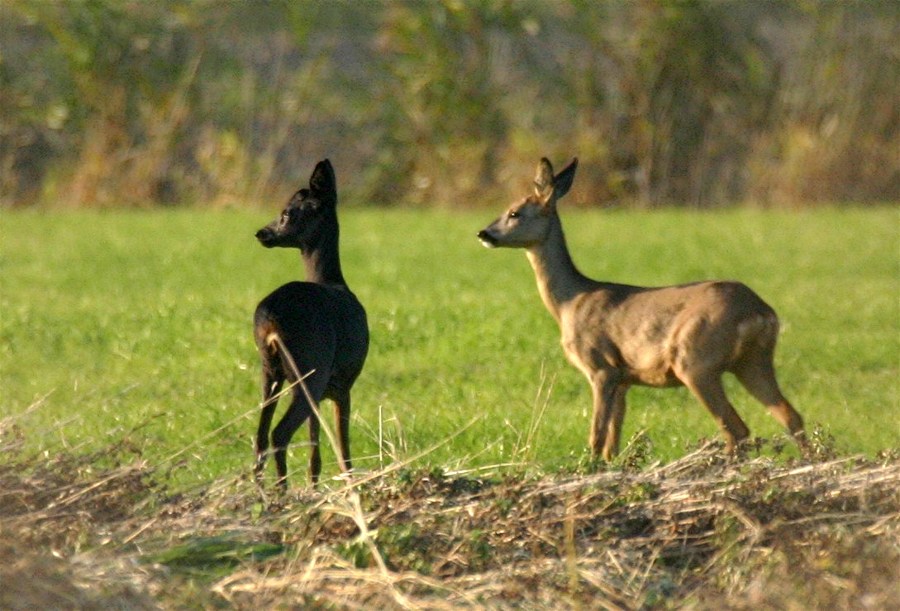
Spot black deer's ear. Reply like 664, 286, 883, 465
309, 159, 337, 204
534, 157, 555, 203
552, 158, 578, 199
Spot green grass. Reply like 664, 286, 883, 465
1, 207, 897, 486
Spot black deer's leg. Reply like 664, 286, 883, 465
332, 391, 353, 474
271, 393, 312, 489
271, 368, 330, 489
308, 410, 321, 485
255, 362, 283, 480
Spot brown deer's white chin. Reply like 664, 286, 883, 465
477, 230, 499, 248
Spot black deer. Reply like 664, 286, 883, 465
253, 159, 369, 487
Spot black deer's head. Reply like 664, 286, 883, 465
256, 160, 337, 251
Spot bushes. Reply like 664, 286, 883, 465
1, 0, 897, 208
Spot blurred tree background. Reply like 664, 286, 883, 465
1, 0, 897, 208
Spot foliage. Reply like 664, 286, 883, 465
1, 0, 897, 208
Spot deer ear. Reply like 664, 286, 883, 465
553, 158, 578, 199
309, 159, 337, 203
533, 158, 555, 203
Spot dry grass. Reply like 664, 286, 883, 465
1, 415, 898, 609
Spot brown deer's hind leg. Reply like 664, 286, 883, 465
682, 372, 750, 451
733, 362, 806, 445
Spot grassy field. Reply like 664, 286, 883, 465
1, 207, 898, 487
2, 206, 898, 608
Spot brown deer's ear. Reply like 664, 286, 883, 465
309, 159, 337, 204
553, 158, 578, 199
534, 157, 555, 203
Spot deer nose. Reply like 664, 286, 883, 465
477, 230, 497, 247
256, 227, 276, 246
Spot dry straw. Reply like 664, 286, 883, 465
2, 395, 898, 609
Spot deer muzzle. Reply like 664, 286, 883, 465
256, 226, 278, 247
477, 229, 499, 248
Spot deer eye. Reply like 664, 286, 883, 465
508, 210, 521, 219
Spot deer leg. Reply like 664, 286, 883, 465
683, 373, 750, 452
308, 410, 321, 485
589, 372, 620, 460
734, 364, 806, 447
255, 370, 283, 480
332, 392, 353, 474
271, 392, 313, 489
770, 400, 806, 446
603, 385, 628, 460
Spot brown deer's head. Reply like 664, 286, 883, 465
478, 157, 578, 249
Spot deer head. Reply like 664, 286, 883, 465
478, 157, 578, 249
256, 159, 338, 250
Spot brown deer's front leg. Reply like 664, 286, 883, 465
589, 371, 622, 460
603, 385, 628, 460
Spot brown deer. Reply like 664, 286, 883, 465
254, 159, 369, 487
477, 157, 805, 460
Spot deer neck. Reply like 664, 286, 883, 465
525, 214, 592, 321
302, 217, 347, 286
